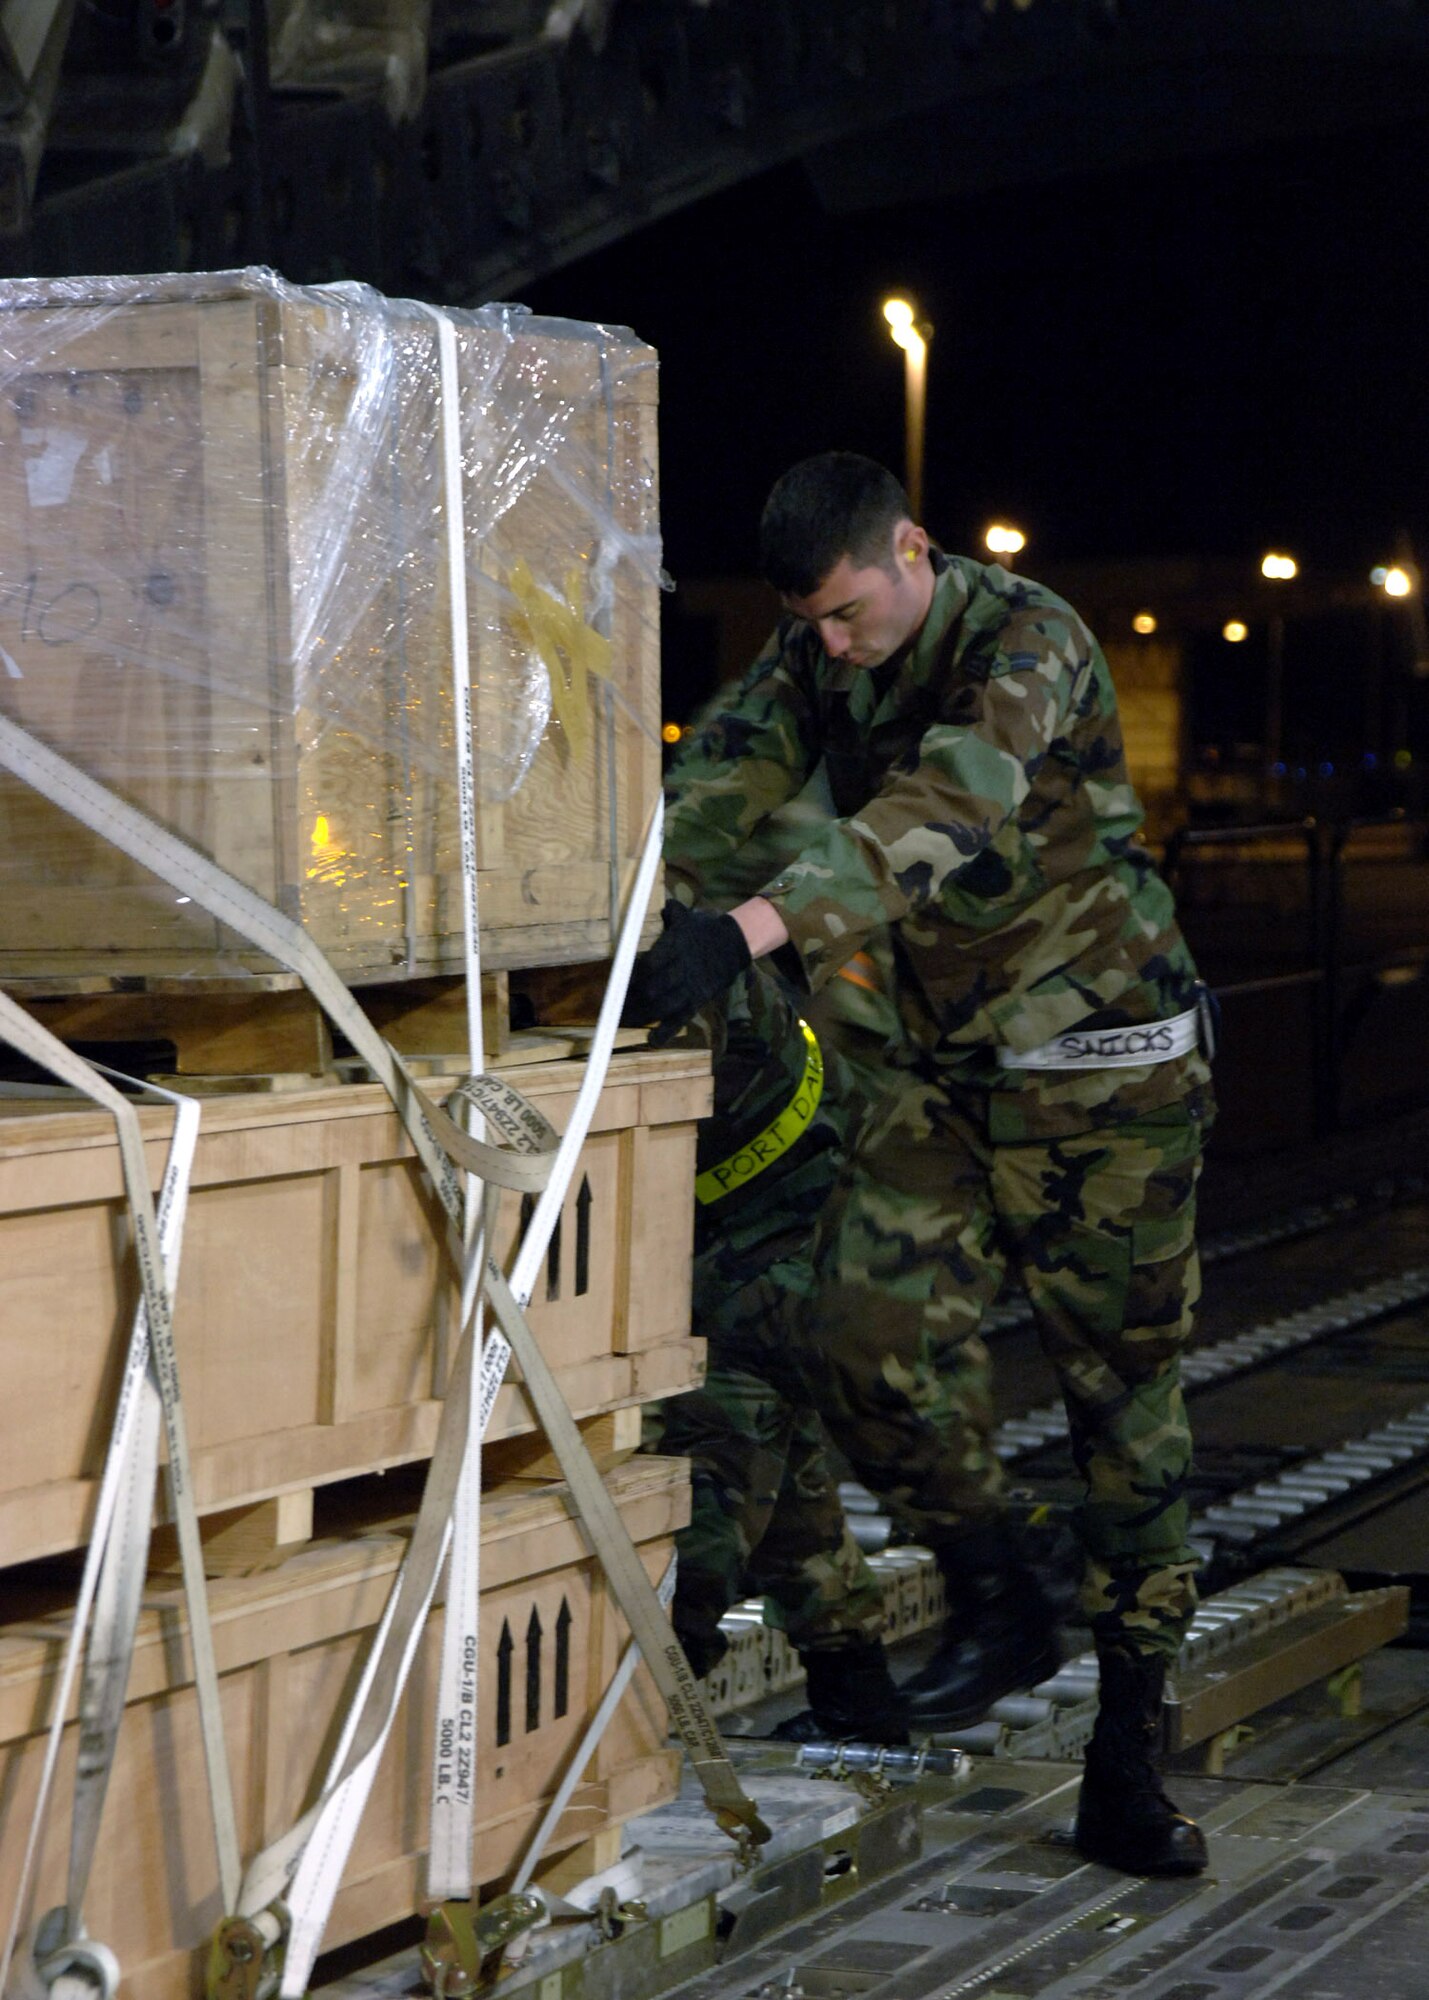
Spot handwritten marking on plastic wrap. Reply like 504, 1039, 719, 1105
506, 559, 612, 763
0, 569, 103, 646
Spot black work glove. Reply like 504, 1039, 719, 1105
623, 899, 752, 1047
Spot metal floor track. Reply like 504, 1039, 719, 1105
683, 1770, 1429, 2000
335, 1645, 1429, 2000
656, 1642, 1429, 2000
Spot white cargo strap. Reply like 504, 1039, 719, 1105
265, 811, 683, 1998
997, 1005, 1200, 1071
0, 1011, 230, 1997
58, 1070, 204, 1956
0, 717, 558, 1979
511, 1558, 677, 1895
0, 717, 769, 1991
416, 296, 492, 1910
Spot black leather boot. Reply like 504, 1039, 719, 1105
898, 1522, 1062, 1730
1074, 1643, 1209, 1876
768, 1641, 910, 1744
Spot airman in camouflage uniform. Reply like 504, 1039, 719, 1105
641, 961, 906, 1739
637, 453, 1215, 1876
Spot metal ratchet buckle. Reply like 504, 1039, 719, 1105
33, 1910, 122, 2000
716, 1806, 771, 1870
418, 1894, 545, 1996
204, 1905, 290, 2000
588, 1886, 649, 1943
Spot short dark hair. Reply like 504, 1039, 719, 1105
759, 453, 912, 597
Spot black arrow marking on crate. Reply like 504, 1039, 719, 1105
554, 1600, 571, 1719
495, 1622, 513, 1748
575, 1178, 592, 1296
525, 1608, 543, 1733
546, 1216, 562, 1302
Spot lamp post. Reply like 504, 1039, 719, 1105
1260, 551, 1297, 769
882, 296, 931, 519
1371, 560, 1421, 763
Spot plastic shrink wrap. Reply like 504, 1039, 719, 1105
0, 267, 663, 985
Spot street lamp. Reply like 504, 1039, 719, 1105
882, 295, 931, 520
1260, 550, 1297, 768
984, 522, 1027, 565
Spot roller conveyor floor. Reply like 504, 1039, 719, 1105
986, 1195, 1429, 1617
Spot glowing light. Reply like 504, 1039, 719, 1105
1222, 621, 1248, 643
1261, 552, 1298, 580
1383, 566, 1413, 598
311, 813, 331, 851
660, 722, 682, 745
1132, 612, 1157, 636
985, 523, 1027, 556
881, 295, 927, 359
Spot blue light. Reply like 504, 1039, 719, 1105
1318, 761, 1334, 776
1364, 752, 1378, 769
1272, 761, 1287, 776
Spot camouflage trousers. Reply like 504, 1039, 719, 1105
643, 1239, 888, 1676
803, 1076, 1206, 1661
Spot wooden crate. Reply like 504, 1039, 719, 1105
0, 271, 662, 984
0, 1456, 689, 2000
0, 1044, 710, 1566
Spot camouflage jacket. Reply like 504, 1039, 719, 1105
665, 555, 1212, 1137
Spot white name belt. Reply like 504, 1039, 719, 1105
998, 1006, 1199, 1072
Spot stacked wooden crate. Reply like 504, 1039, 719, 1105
0, 270, 704, 1994
0, 269, 662, 985
0, 1051, 707, 1567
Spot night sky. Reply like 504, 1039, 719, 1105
523, 111, 1429, 588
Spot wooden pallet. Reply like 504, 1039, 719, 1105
0, 1044, 711, 1566
0, 276, 662, 983
3, 965, 549, 1083
145, 1409, 649, 1578
0, 1456, 689, 2000
3, 963, 663, 1084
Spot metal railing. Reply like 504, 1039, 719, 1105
1165, 813, 1429, 1138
